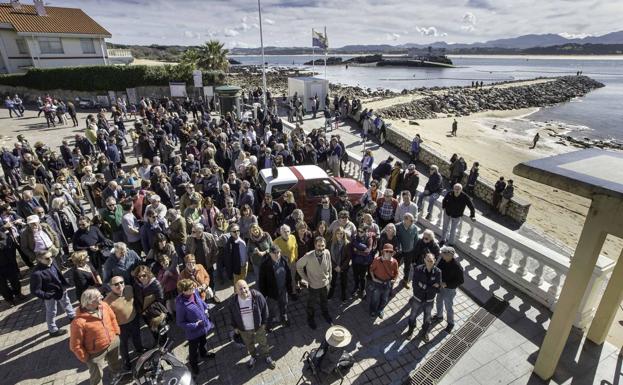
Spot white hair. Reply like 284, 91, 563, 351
113, 242, 127, 252
80, 287, 102, 308
431, 165, 439, 172
193, 223, 204, 232
422, 229, 435, 240
280, 224, 291, 233
51, 197, 66, 211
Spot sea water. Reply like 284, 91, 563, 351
231, 55, 623, 142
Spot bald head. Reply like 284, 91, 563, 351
235, 280, 250, 299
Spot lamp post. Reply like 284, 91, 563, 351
257, 0, 267, 108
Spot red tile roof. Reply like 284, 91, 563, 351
0, 4, 111, 37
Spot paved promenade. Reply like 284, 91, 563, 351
0, 110, 620, 385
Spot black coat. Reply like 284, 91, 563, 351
258, 256, 292, 300
229, 289, 269, 330
30, 261, 70, 300
224, 237, 245, 278
312, 204, 338, 229
442, 191, 475, 218
437, 257, 464, 289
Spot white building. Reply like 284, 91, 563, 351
0, 0, 131, 73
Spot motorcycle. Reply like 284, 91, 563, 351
113, 324, 195, 385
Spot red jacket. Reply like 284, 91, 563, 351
69, 302, 120, 363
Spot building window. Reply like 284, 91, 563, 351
38, 37, 63, 54
80, 38, 96, 54
15, 38, 28, 55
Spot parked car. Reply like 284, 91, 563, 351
259, 165, 366, 219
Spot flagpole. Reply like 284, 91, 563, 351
324, 26, 327, 80
257, 0, 267, 108
312, 28, 315, 74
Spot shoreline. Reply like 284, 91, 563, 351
390, 108, 622, 257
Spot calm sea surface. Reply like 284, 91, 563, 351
232, 55, 623, 142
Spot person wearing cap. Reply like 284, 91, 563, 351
21, 214, 61, 268
30, 250, 75, 337
375, 188, 398, 230
369, 243, 399, 318
259, 244, 293, 329
431, 246, 464, 333
297, 236, 333, 329
405, 253, 441, 342
441, 183, 476, 247
229, 279, 276, 369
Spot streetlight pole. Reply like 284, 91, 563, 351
257, 0, 267, 108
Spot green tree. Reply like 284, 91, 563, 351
181, 40, 229, 72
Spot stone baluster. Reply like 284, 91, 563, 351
502, 242, 514, 268
531, 261, 545, 286
516, 253, 529, 278
547, 272, 563, 300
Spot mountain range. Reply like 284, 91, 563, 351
230, 30, 623, 54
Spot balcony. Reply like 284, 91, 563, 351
107, 49, 133, 65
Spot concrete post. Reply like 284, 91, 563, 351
533, 195, 612, 380
586, 248, 623, 345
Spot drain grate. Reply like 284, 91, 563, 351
405, 296, 508, 385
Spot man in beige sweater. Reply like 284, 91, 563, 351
296, 236, 332, 330
104, 276, 145, 370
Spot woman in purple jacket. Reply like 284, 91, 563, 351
175, 279, 215, 375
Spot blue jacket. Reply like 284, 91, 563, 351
229, 289, 269, 331
102, 250, 141, 285
176, 289, 214, 340
140, 219, 167, 254
30, 261, 70, 300
411, 264, 441, 303
424, 172, 442, 194
106, 144, 121, 163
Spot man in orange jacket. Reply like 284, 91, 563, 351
70, 287, 123, 385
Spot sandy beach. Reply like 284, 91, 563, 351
390, 108, 623, 258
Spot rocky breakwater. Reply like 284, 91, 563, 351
377, 76, 605, 120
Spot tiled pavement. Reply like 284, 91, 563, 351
1, 110, 621, 385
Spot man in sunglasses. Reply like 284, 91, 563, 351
224, 224, 249, 283
104, 276, 145, 370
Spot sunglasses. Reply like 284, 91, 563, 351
231, 230, 240, 233
112, 281, 124, 286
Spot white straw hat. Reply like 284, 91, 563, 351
325, 325, 352, 348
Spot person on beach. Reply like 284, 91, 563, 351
531, 132, 540, 149
451, 119, 458, 136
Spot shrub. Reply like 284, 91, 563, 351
0, 65, 225, 91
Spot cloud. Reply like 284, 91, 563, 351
54, 0, 622, 48
415, 26, 447, 37
559, 32, 592, 39
223, 28, 240, 37
467, 0, 495, 10
462, 12, 477, 31
183, 30, 200, 39
386, 33, 401, 41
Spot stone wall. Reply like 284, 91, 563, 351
0, 84, 180, 106
350, 109, 530, 223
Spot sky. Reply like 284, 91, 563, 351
48, 0, 620, 48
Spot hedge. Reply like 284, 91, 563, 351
0, 65, 225, 91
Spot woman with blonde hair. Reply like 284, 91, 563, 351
179, 254, 211, 301
70, 250, 102, 300
281, 191, 297, 219
247, 224, 273, 280
329, 227, 351, 301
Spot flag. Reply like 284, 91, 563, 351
312, 29, 328, 50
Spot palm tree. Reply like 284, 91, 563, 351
181, 40, 229, 72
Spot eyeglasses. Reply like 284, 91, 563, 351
231, 230, 240, 233
112, 281, 124, 286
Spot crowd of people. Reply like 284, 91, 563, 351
0, 92, 477, 385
